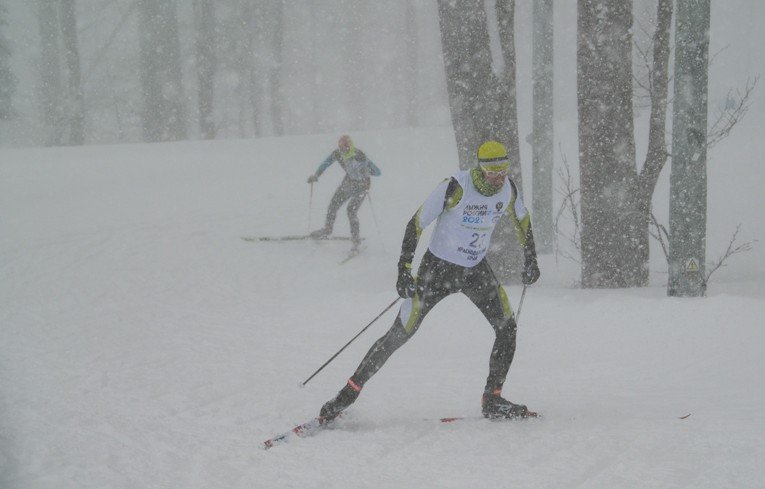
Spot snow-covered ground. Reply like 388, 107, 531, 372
2, 127, 764, 488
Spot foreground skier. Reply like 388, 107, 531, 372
320, 140, 540, 421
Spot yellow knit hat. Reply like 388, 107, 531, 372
477, 141, 509, 169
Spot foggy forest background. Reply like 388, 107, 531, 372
3, 1, 757, 147
0, 0, 762, 294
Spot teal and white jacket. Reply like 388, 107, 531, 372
313, 147, 381, 182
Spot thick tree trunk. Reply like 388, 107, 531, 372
436, 0, 493, 169
577, 0, 646, 288
437, 0, 524, 283
668, 0, 711, 297
138, 0, 187, 142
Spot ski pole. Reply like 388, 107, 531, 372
301, 297, 401, 387
515, 285, 527, 324
366, 191, 381, 235
308, 182, 314, 233
366, 191, 386, 250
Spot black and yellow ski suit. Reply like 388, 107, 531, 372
323, 168, 539, 414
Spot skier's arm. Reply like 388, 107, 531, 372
312, 150, 341, 179
355, 149, 380, 177
367, 159, 381, 177
507, 179, 540, 284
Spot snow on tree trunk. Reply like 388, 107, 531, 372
0, 0, 17, 123
193, 0, 217, 140
437, 0, 524, 283
404, 0, 419, 128
531, 0, 554, 254
577, 0, 647, 288
668, 0, 711, 297
269, 0, 285, 136
60, 0, 85, 146
37, 0, 64, 146
340, 0, 366, 131
138, 0, 187, 142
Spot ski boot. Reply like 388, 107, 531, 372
481, 391, 530, 419
319, 379, 361, 421
309, 226, 331, 239
350, 236, 362, 254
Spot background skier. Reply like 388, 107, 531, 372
307, 135, 381, 251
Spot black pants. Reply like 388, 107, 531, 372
324, 176, 369, 241
350, 251, 518, 395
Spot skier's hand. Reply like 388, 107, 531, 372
307, 174, 318, 184
522, 257, 540, 285
396, 261, 417, 298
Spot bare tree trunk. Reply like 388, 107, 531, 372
270, 0, 285, 135
0, 0, 15, 122
37, 0, 64, 146
340, 0, 365, 130
531, 0, 554, 253
577, 0, 645, 288
194, 0, 217, 139
436, 0, 491, 169
404, 0, 419, 128
59, 0, 85, 145
138, 0, 187, 142
437, 0, 525, 283
495, 0, 521, 185
491, 0, 525, 282
240, 0, 262, 137
308, 2, 320, 132
636, 0, 672, 217
668, 0, 711, 297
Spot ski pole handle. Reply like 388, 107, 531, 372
301, 297, 401, 387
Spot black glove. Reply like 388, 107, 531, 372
307, 174, 318, 183
396, 261, 417, 298
522, 256, 540, 285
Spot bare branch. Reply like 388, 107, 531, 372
553, 144, 581, 265
707, 76, 759, 150
649, 212, 670, 261
704, 224, 757, 284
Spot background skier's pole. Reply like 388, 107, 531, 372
366, 191, 380, 233
366, 191, 385, 248
515, 285, 527, 324
301, 297, 400, 387
308, 182, 314, 233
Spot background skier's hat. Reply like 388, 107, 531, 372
338, 134, 353, 152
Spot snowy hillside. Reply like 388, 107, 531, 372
1, 128, 764, 488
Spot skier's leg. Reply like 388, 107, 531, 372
346, 188, 366, 245
319, 253, 453, 419
320, 179, 353, 234
462, 260, 518, 397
